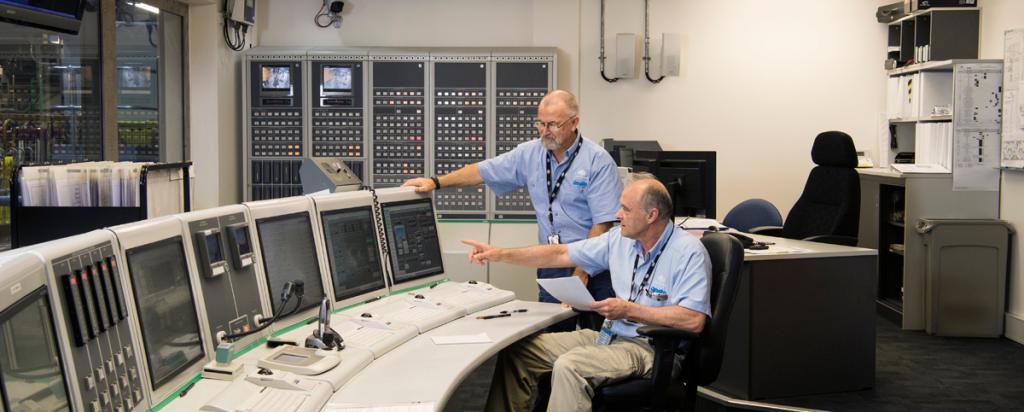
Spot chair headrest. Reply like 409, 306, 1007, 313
811, 131, 857, 168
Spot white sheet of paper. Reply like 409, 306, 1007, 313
325, 402, 435, 412
431, 333, 492, 345
536, 277, 595, 310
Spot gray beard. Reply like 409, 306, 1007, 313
542, 137, 561, 151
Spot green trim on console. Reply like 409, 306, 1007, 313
148, 374, 202, 411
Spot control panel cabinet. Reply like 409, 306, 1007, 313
245, 53, 306, 200
370, 55, 429, 188
432, 57, 489, 219
310, 52, 368, 181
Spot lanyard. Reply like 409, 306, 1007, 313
629, 229, 674, 303
545, 135, 584, 227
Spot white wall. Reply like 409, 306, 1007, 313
188, 4, 249, 208
976, 0, 1024, 344
576, 0, 891, 218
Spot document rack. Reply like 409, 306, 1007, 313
9, 161, 192, 248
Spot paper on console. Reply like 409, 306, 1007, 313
536, 277, 595, 311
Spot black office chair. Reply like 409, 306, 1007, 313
750, 131, 860, 246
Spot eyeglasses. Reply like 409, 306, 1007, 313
533, 116, 576, 130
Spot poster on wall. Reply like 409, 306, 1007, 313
1001, 29, 1024, 170
953, 63, 1002, 191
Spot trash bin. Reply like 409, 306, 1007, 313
916, 219, 1014, 337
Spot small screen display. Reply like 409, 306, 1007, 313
232, 225, 252, 255
273, 352, 308, 365
204, 232, 225, 264
381, 199, 444, 284
322, 66, 352, 91
321, 207, 386, 301
261, 65, 292, 90
125, 237, 205, 389
118, 66, 151, 89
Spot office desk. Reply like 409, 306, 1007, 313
708, 233, 878, 401
330, 300, 573, 409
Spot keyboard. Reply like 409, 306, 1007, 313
343, 326, 393, 346
252, 387, 305, 412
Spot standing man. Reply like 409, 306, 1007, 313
462, 178, 711, 412
403, 90, 623, 330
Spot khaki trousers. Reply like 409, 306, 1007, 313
485, 329, 655, 412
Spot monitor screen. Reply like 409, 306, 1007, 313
256, 213, 326, 315
0, 287, 71, 411
322, 66, 352, 92
261, 65, 292, 90
124, 237, 205, 390
203, 232, 225, 265
320, 207, 386, 301
381, 199, 444, 284
231, 225, 252, 256
118, 66, 152, 90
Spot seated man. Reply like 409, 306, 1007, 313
462, 177, 711, 412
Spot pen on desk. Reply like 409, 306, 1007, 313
499, 309, 528, 314
477, 313, 511, 320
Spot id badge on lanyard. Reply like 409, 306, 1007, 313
547, 233, 561, 245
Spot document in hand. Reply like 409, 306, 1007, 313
536, 277, 595, 311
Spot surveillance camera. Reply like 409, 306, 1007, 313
329, 0, 344, 14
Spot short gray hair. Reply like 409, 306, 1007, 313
541, 90, 579, 117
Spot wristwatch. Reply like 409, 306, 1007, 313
430, 176, 442, 190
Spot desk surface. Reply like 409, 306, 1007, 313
163, 299, 572, 412
740, 233, 876, 261
329, 300, 573, 409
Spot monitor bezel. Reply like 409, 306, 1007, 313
254, 212, 326, 316
379, 198, 446, 289
124, 236, 206, 391
319, 205, 388, 305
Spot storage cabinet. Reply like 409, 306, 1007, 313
886, 7, 978, 68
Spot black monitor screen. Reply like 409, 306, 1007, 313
633, 151, 716, 219
261, 65, 292, 90
322, 66, 353, 92
256, 213, 326, 314
320, 207, 386, 301
203, 232, 225, 264
124, 237, 205, 390
381, 199, 444, 284
0, 287, 71, 411
118, 66, 151, 90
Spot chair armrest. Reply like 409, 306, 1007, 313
803, 234, 858, 246
636, 325, 702, 408
636, 325, 700, 341
748, 225, 783, 236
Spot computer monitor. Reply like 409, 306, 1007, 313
124, 236, 205, 390
254, 212, 327, 315
322, 65, 353, 92
320, 206, 386, 301
0, 254, 71, 411
118, 65, 152, 91
602, 139, 663, 168
379, 195, 444, 287
261, 64, 292, 91
632, 151, 717, 218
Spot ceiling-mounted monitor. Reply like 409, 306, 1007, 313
0, 0, 85, 34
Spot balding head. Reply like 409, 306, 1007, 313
630, 175, 673, 223
539, 90, 579, 118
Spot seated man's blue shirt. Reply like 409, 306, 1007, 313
567, 222, 711, 338
477, 132, 622, 245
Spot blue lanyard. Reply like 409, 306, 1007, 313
544, 135, 584, 227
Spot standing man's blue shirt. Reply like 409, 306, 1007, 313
478, 132, 622, 245
567, 222, 712, 339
